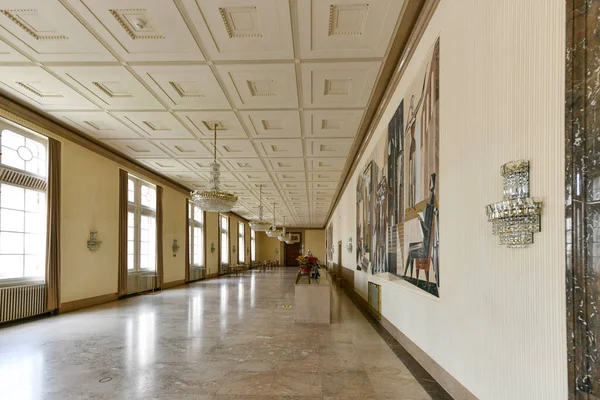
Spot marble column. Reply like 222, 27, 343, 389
566, 1, 600, 398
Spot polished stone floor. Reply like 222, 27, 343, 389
0, 268, 434, 400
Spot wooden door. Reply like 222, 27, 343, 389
284, 233, 302, 266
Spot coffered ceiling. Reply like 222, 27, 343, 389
0, 0, 407, 228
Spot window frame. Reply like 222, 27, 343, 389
0, 124, 48, 286
127, 175, 157, 274
188, 201, 205, 268
238, 222, 245, 264
250, 229, 256, 262
219, 214, 229, 266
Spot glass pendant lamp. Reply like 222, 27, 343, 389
266, 203, 282, 238
191, 124, 237, 212
249, 185, 271, 232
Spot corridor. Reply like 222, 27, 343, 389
0, 269, 439, 399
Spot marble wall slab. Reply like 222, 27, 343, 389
566, 1, 600, 398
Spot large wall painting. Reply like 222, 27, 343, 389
356, 38, 440, 296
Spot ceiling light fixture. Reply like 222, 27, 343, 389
278, 217, 290, 242
191, 124, 237, 212
249, 185, 271, 232
266, 202, 282, 237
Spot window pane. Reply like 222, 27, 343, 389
194, 206, 203, 223
24, 233, 44, 255
1, 208, 24, 232
141, 185, 156, 209
1, 184, 25, 210
251, 229, 256, 261
25, 211, 44, 234
139, 215, 156, 270
0, 232, 24, 254
128, 179, 135, 203
24, 254, 44, 278
25, 190, 45, 213
221, 232, 228, 264
0, 255, 23, 279
2, 129, 25, 150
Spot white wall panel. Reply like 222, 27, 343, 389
327, 1, 567, 399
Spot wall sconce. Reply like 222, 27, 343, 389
247, 247, 250, 254
87, 230, 102, 251
233, 244, 237, 253
346, 238, 353, 252
172, 239, 180, 254
275, 248, 279, 254
210, 243, 216, 253
485, 160, 543, 247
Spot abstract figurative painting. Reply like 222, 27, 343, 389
356, 38, 440, 296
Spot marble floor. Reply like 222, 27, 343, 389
0, 268, 437, 400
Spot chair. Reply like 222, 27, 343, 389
403, 173, 437, 290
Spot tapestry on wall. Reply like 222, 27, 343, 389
356, 38, 440, 296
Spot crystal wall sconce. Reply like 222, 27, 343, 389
485, 160, 543, 248
346, 238, 353, 252
172, 239, 180, 253
275, 248, 279, 254
210, 243, 216, 253
232, 244, 237, 254
87, 230, 102, 251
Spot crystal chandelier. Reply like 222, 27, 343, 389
266, 202, 282, 237
277, 217, 290, 242
249, 185, 271, 231
191, 124, 237, 212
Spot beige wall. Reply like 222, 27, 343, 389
60, 139, 189, 303
327, 1, 566, 398
256, 231, 282, 263
61, 139, 119, 303
162, 187, 186, 284
304, 230, 325, 262
204, 212, 219, 275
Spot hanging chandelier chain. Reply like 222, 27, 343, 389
212, 123, 217, 162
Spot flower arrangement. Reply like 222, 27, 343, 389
297, 252, 319, 273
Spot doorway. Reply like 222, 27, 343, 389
338, 241, 342, 267
284, 232, 302, 266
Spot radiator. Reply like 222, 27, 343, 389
368, 282, 381, 320
0, 284, 46, 324
189, 266, 205, 281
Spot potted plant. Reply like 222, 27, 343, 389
297, 253, 319, 274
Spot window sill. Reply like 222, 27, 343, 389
128, 271, 158, 277
0, 278, 45, 289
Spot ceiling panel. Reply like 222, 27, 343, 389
265, 158, 305, 171
214, 139, 259, 158
49, 65, 163, 110
112, 111, 193, 139
303, 109, 363, 138
0, 1, 407, 227
183, 0, 293, 61
305, 138, 354, 158
50, 111, 140, 139
132, 65, 230, 110
65, 0, 204, 62
177, 111, 246, 139
301, 61, 380, 108
156, 139, 212, 158
240, 110, 301, 138
297, 0, 405, 59
216, 63, 298, 109
103, 139, 167, 158
0, 1, 114, 62
255, 139, 303, 158
0, 66, 98, 110
224, 158, 266, 172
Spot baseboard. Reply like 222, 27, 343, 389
206, 272, 219, 279
379, 314, 478, 400
59, 293, 118, 314
163, 279, 186, 289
